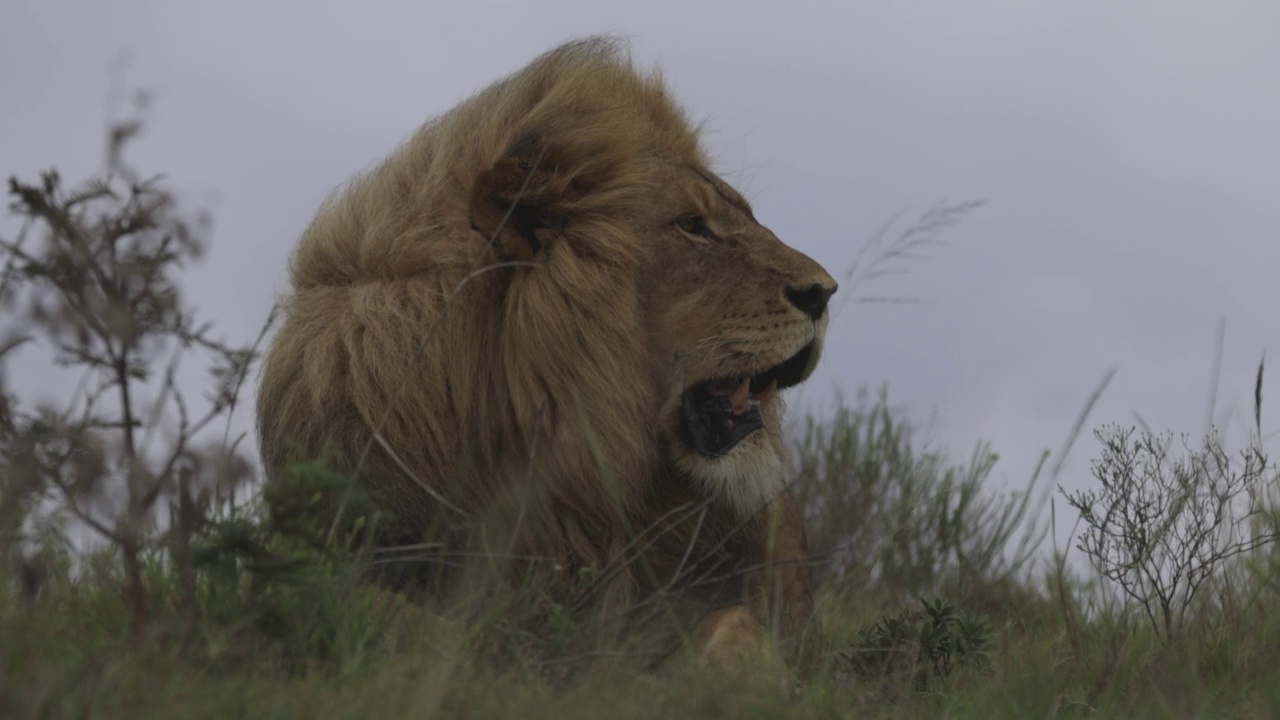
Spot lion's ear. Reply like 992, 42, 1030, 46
469, 156, 551, 264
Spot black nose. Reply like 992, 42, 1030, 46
785, 283, 837, 321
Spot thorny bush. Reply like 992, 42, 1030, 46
0, 109, 269, 646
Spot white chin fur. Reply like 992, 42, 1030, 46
675, 431, 786, 515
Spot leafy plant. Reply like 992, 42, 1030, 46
839, 597, 993, 687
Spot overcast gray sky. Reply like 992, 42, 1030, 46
3, 1, 1277, 551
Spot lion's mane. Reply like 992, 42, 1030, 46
258, 38, 721, 580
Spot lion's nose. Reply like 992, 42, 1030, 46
785, 282, 837, 321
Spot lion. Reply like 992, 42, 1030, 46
256, 37, 837, 661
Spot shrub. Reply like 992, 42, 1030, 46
1062, 420, 1277, 641
0, 103, 267, 646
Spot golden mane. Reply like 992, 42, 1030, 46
262, 38, 700, 572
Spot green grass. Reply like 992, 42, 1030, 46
4, 390, 1280, 719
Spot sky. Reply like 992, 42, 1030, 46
2, 1, 1278, 554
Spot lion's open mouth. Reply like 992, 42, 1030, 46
681, 342, 817, 458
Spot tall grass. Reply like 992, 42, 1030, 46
792, 386, 1046, 614
5, 384, 1280, 718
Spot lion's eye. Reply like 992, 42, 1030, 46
677, 214, 715, 239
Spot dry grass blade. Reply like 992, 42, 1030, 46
831, 200, 984, 319
369, 431, 470, 520
1255, 353, 1265, 441
1049, 366, 1117, 482
1205, 317, 1226, 439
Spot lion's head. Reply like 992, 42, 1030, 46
629, 163, 834, 513
257, 38, 835, 584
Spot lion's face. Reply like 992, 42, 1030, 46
467, 127, 835, 517
636, 164, 836, 512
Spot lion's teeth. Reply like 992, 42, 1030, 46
730, 377, 751, 414
755, 379, 778, 407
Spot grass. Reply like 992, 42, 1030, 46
4, 389, 1280, 718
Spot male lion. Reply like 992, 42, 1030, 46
257, 37, 837, 660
